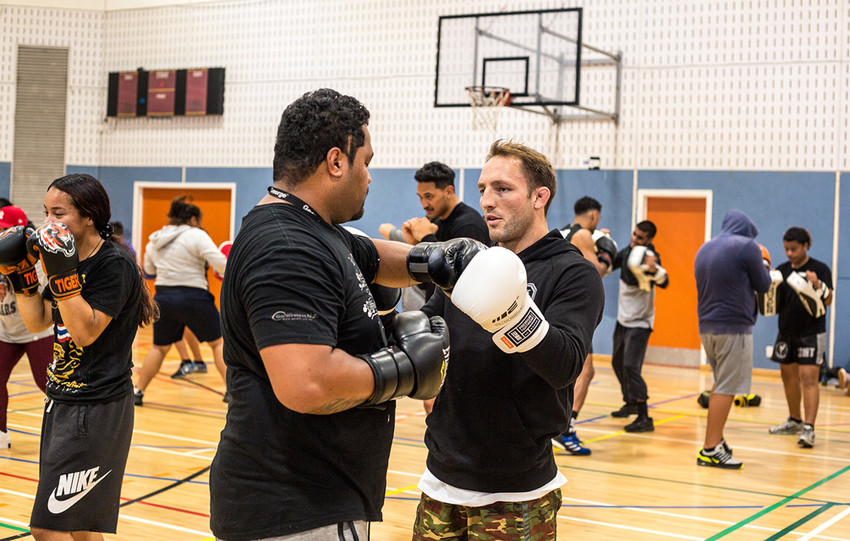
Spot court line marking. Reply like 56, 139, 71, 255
705, 463, 850, 540
132, 445, 216, 460
564, 426, 850, 464
388, 469, 422, 478
765, 503, 836, 541
119, 512, 211, 535
0, 487, 34, 500
561, 495, 850, 540
582, 414, 684, 444
131, 429, 219, 446
555, 462, 842, 506
797, 506, 850, 541
0, 517, 29, 531
386, 484, 419, 496
557, 513, 702, 540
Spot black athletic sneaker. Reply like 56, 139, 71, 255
611, 403, 638, 418
624, 415, 654, 432
171, 359, 195, 379
193, 361, 208, 373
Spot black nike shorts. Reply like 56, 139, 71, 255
30, 392, 134, 533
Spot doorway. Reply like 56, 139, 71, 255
637, 189, 712, 366
133, 182, 235, 307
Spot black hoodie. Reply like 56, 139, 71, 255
422, 229, 605, 492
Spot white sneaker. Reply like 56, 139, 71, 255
798, 424, 815, 448
0, 430, 10, 449
769, 417, 803, 435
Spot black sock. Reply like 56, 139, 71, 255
637, 401, 648, 417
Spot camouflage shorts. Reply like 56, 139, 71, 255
411, 489, 561, 540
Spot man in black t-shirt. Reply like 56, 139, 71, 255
402, 161, 490, 246
382, 161, 490, 293
209, 89, 464, 541
766, 227, 833, 448
380, 161, 490, 415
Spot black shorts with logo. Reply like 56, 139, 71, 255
771, 333, 826, 366
30, 392, 134, 533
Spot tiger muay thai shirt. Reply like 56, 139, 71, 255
44, 241, 143, 403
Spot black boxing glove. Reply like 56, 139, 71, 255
370, 282, 401, 330
406, 238, 487, 295
359, 311, 449, 406
0, 226, 39, 296
28, 222, 83, 301
591, 230, 618, 275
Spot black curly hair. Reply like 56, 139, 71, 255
272, 88, 370, 187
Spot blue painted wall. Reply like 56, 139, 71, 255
639, 170, 837, 369
836, 172, 850, 370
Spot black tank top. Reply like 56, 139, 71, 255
560, 223, 582, 242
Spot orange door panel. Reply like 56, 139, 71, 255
646, 197, 705, 350
139, 187, 232, 308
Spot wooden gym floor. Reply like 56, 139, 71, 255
1, 326, 849, 540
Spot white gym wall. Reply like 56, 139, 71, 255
1, 0, 847, 171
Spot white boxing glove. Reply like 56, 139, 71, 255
627, 246, 667, 289
650, 261, 667, 285
758, 269, 784, 316
786, 272, 827, 318
451, 247, 550, 354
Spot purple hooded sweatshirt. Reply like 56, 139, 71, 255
694, 209, 771, 335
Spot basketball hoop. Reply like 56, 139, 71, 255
465, 86, 511, 131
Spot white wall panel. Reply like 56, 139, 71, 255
0, 0, 848, 171
0, 7, 103, 164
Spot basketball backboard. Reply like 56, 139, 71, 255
435, 7, 621, 123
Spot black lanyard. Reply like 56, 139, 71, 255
267, 185, 332, 228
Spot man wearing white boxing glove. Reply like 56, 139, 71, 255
411, 141, 604, 541
555, 196, 611, 455
767, 227, 833, 449
608, 221, 669, 433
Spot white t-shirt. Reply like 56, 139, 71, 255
418, 468, 566, 507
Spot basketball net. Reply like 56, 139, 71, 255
465, 86, 511, 131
